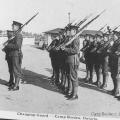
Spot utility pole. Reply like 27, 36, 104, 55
68, 12, 70, 24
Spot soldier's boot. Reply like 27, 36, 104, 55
94, 65, 102, 87
9, 77, 20, 91
13, 77, 20, 90
114, 74, 120, 97
60, 73, 66, 92
89, 71, 94, 84
55, 72, 60, 86
101, 74, 109, 89
64, 74, 68, 94
65, 77, 72, 97
110, 74, 117, 95
85, 70, 90, 82
6, 73, 14, 86
88, 64, 94, 84
96, 71, 102, 88
68, 81, 78, 100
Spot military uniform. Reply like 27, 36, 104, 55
63, 35, 79, 100
48, 38, 59, 84
3, 30, 14, 86
109, 33, 120, 96
86, 36, 96, 83
100, 34, 110, 89
82, 38, 91, 81
6, 21, 23, 91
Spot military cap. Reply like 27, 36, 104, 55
7, 30, 13, 33
103, 33, 109, 37
59, 29, 64, 34
12, 21, 23, 27
95, 33, 103, 37
65, 23, 79, 31
113, 30, 120, 36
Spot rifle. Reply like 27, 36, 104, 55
98, 24, 107, 31
97, 25, 120, 52
97, 37, 114, 52
56, 10, 105, 51
63, 10, 106, 47
3, 12, 39, 46
80, 44, 90, 52
113, 25, 120, 31
104, 25, 120, 34
55, 14, 93, 50
77, 13, 93, 27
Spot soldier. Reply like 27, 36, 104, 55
3, 30, 14, 87
82, 34, 91, 82
47, 35, 58, 80
5, 21, 23, 91
86, 34, 96, 84
48, 35, 60, 85
109, 31, 120, 97
57, 31, 67, 92
93, 34, 103, 87
100, 33, 110, 89
61, 25, 80, 100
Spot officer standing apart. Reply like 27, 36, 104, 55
4, 21, 23, 91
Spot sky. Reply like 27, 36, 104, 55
0, 0, 120, 33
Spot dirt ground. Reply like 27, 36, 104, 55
0, 45, 120, 118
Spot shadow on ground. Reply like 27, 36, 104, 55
44, 68, 53, 74
0, 79, 8, 86
78, 78, 113, 96
22, 69, 62, 94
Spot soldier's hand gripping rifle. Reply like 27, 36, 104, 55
80, 43, 91, 52
55, 14, 93, 50
96, 25, 120, 52
2, 12, 39, 47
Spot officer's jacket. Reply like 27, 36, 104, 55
6, 33, 23, 57
64, 38, 79, 65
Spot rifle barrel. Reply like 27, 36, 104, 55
65, 10, 106, 47
3, 12, 39, 46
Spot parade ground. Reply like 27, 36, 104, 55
0, 44, 120, 117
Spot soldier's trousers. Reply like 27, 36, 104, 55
12, 56, 23, 87
109, 55, 120, 95
101, 55, 109, 86
51, 57, 60, 84
66, 62, 78, 94
84, 53, 90, 80
50, 57, 56, 78
94, 53, 102, 84
6, 56, 14, 84
87, 53, 95, 82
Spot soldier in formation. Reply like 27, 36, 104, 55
47, 24, 80, 100
81, 28, 120, 98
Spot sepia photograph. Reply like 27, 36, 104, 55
0, 0, 120, 119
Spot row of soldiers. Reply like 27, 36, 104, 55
81, 27, 120, 98
48, 24, 120, 100
48, 25, 80, 100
